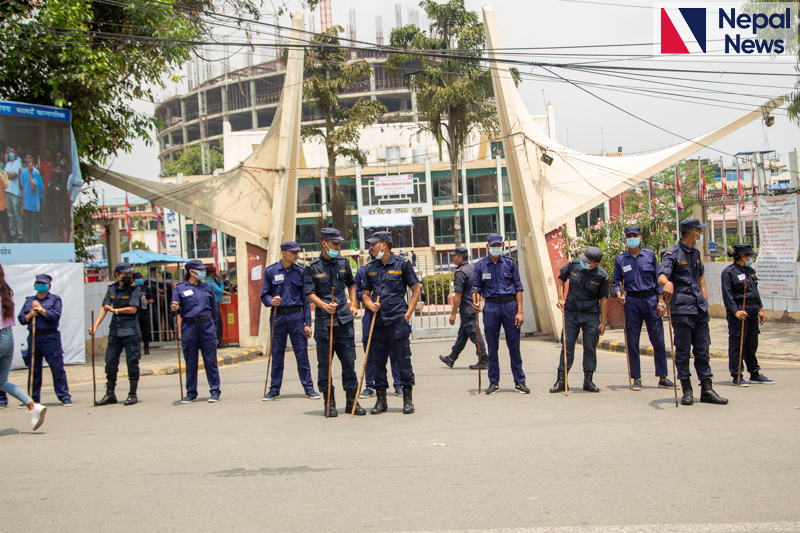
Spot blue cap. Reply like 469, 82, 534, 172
132, 272, 143, 279
579, 246, 603, 263
321, 227, 344, 243
679, 218, 707, 232
35, 274, 52, 284
624, 225, 641, 236
114, 263, 133, 273
733, 243, 757, 256
487, 234, 503, 245
280, 240, 301, 252
366, 231, 392, 244
449, 246, 469, 256
185, 259, 207, 271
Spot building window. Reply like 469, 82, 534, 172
504, 212, 517, 240
432, 176, 462, 206
491, 141, 505, 158
296, 223, 320, 252
297, 183, 322, 213
433, 216, 464, 245
471, 213, 498, 242
501, 172, 511, 202
467, 174, 499, 204
412, 216, 429, 248
338, 182, 358, 211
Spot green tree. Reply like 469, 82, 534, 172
385, 0, 519, 247
300, 26, 386, 240
162, 142, 224, 177
124, 239, 152, 252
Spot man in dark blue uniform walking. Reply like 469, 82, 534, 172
261, 241, 318, 401
612, 225, 674, 391
362, 231, 420, 414
440, 246, 487, 369
472, 234, 527, 395
721, 243, 772, 386
659, 218, 727, 405
551, 246, 608, 394
171, 259, 221, 404
89, 263, 142, 406
303, 228, 365, 417
18, 274, 72, 406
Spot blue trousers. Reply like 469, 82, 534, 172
671, 311, 712, 381
727, 305, 761, 377
268, 312, 314, 394
559, 310, 599, 372
483, 300, 524, 384
623, 295, 668, 379
369, 320, 415, 389
182, 321, 221, 397
315, 321, 358, 393
23, 333, 70, 403
105, 334, 141, 383
449, 313, 487, 361
362, 314, 400, 389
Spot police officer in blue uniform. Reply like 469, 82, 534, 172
132, 272, 155, 355
362, 231, 421, 414
18, 274, 72, 406
261, 241, 319, 401
303, 228, 365, 417
439, 246, 487, 369
721, 243, 773, 386
89, 263, 142, 406
355, 248, 401, 399
659, 218, 727, 405
472, 234, 527, 395
171, 259, 222, 403
612, 225, 674, 391
551, 246, 608, 393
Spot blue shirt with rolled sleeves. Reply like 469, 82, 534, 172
361, 253, 418, 327
558, 259, 609, 313
172, 281, 220, 321
303, 254, 355, 331
659, 241, 707, 315
102, 282, 141, 337
18, 292, 62, 332
261, 261, 311, 328
472, 255, 523, 298
612, 248, 663, 295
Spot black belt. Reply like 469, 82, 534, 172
185, 315, 212, 324
745, 298, 760, 306
276, 306, 302, 315
626, 289, 656, 299
484, 295, 516, 304
34, 328, 56, 337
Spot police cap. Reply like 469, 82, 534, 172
487, 234, 503, 245
321, 228, 344, 243
114, 263, 133, 274
366, 231, 392, 244
35, 274, 52, 284
280, 240, 301, 252
679, 218, 707, 232
185, 259, 207, 272
733, 243, 757, 257
579, 246, 603, 263
624, 225, 642, 236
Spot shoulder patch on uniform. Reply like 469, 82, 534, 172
677, 261, 688, 265
339, 269, 346, 273
368, 271, 377, 276
314, 273, 326, 278
388, 270, 402, 275
665, 251, 673, 255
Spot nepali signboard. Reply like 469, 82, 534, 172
757, 194, 799, 297
374, 174, 415, 196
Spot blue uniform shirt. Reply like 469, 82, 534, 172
18, 292, 62, 332
303, 254, 355, 330
659, 241, 707, 315
558, 259, 609, 313
612, 248, 663, 295
453, 262, 476, 316
172, 281, 220, 320
102, 282, 141, 337
361, 253, 419, 326
720, 262, 761, 316
472, 255, 523, 298
261, 261, 312, 327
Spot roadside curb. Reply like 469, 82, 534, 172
140, 348, 263, 377
578, 336, 727, 359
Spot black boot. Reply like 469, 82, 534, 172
143, 344, 150, 355
124, 380, 138, 406
345, 389, 366, 416
439, 354, 456, 368
469, 355, 488, 370
700, 379, 728, 405
321, 390, 338, 417
549, 370, 566, 393
680, 379, 693, 405
402, 386, 414, 414
371, 388, 388, 415
95, 382, 117, 406
583, 371, 600, 393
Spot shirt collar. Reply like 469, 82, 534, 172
678, 241, 695, 253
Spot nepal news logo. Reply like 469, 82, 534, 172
657, 3, 796, 55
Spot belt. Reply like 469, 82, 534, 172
34, 328, 57, 337
185, 315, 212, 324
745, 298, 760, 306
484, 295, 516, 304
276, 306, 302, 315
626, 289, 656, 299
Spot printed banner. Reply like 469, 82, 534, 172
757, 194, 799, 296
374, 174, 415, 196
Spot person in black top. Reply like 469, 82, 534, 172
721, 243, 773, 386
89, 263, 142, 406
132, 272, 155, 355
439, 246, 487, 369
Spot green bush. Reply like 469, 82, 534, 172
421, 273, 453, 305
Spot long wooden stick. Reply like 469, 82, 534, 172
473, 292, 482, 394
176, 263, 183, 400
666, 302, 678, 407
621, 291, 632, 390
352, 295, 380, 417
562, 308, 569, 396
28, 316, 36, 401
325, 287, 334, 418
263, 307, 276, 396
737, 277, 748, 387
91, 311, 97, 406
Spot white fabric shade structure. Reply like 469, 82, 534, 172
361, 214, 413, 228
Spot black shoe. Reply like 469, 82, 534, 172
371, 389, 388, 415
402, 386, 414, 414
123, 381, 138, 406
469, 360, 488, 370
549, 370, 566, 393
143, 347, 150, 355
95, 383, 117, 406
583, 371, 600, 393
439, 354, 456, 368
322, 390, 338, 418
345, 389, 366, 416
485, 382, 499, 395
515, 381, 530, 394
699, 379, 728, 405
680, 379, 694, 405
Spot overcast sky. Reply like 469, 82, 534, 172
106, 0, 799, 203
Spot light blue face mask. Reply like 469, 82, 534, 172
8, 153, 15, 161
194, 270, 207, 281
134, 279, 143, 285
745, 257, 754, 267
34, 283, 49, 293
375, 243, 386, 261
488, 247, 502, 257
695, 231, 703, 243
327, 249, 339, 259
626, 237, 640, 249
580, 260, 591, 270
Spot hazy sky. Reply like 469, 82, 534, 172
106, 0, 799, 203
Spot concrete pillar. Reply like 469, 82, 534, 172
461, 160, 470, 256
180, 98, 188, 146
546, 102, 557, 141
425, 160, 435, 251
496, 155, 505, 238
221, 83, 229, 118
106, 219, 122, 281
411, 91, 418, 122
250, 80, 258, 129
370, 68, 376, 101
320, 168, 327, 221
355, 166, 364, 247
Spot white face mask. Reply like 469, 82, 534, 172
489, 247, 502, 257
695, 231, 703, 243
375, 243, 386, 261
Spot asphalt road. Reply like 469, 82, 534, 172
2, 337, 799, 532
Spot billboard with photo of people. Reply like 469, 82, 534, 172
0, 100, 82, 263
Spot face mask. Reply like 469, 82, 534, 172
121, 275, 132, 285
580, 260, 591, 270
375, 244, 385, 261
194, 270, 206, 281
8, 153, 15, 161
489, 247, 502, 257
745, 257, 754, 267
327, 249, 339, 259
626, 237, 640, 249
34, 284, 48, 293
134, 279, 143, 285
695, 232, 703, 243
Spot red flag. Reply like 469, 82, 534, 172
155, 205, 164, 253
210, 231, 219, 270
124, 194, 132, 244
699, 158, 706, 201
720, 159, 728, 198
619, 192, 625, 214
737, 160, 745, 209
649, 176, 655, 207
192, 220, 199, 257
675, 165, 683, 211
751, 160, 758, 196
